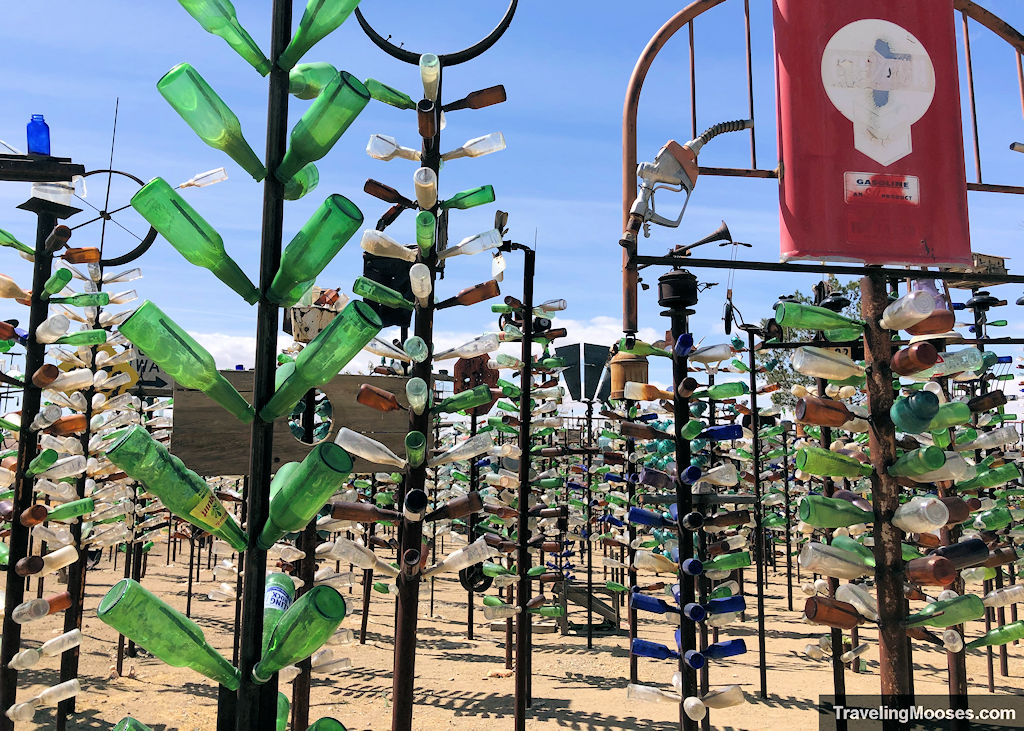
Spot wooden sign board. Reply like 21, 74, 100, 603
171, 370, 410, 476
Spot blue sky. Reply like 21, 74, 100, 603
1, 1, 1023, 397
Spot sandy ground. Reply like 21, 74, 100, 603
9, 540, 1024, 731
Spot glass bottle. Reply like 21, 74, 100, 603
910, 348, 984, 380
437, 229, 503, 260
276, 71, 370, 182
365, 78, 415, 110
799, 542, 872, 580
352, 276, 414, 311
891, 342, 939, 376
289, 62, 339, 99
26, 114, 50, 155
803, 595, 865, 629
262, 573, 296, 654
98, 579, 240, 689
269, 194, 363, 306
879, 290, 936, 331
276, 0, 360, 71
441, 185, 495, 211
905, 594, 985, 628
436, 280, 502, 309
774, 302, 863, 337
891, 497, 949, 533
356, 384, 404, 412
177, 0, 270, 75
965, 620, 1024, 650
261, 301, 382, 421
796, 395, 853, 428
799, 495, 873, 528
791, 347, 864, 380
157, 64, 266, 181
890, 392, 940, 434
888, 447, 946, 478
260, 443, 352, 549
132, 177, 258, 303
433, 385, 493, 414
253, 585, 347, 683
428, 433, 494, 467
120, 301, 254, 421
335, 428, 405, 469
796, 447, 872, 478
406, 378, 428, 415
106, 425, 248, 551
360, 229, 417, 263
953, 426, 1020, 453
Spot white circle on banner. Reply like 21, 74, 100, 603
821, 19, 936, 166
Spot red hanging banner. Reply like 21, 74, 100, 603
773, 0, 972, 265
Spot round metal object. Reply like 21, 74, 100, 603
459, 563, 493, 592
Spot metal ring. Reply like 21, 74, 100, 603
76, 169, 158, 267
355, 1, 517, 66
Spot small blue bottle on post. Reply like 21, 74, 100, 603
27, 114, 51, 155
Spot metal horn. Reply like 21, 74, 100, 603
671, 220, 732, 256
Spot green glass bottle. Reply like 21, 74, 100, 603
925, 401, 972, 432
529, 606, 566, 618
307, 718, 346, 731
606, 581, 628, 593
120, 301, 255, 422
276, 692, 289, 731
258, 443, 353, 549
106, 425, 248, 551
0, 228, 34, 256
98, 579, 241, 689
262, 301, 382, 421
177, 0, 270, 75
132, 178, 258, 304
352, 276, 414, 311
705, 551, 752, 572
774, 302, 864, 339
262, 573, 296, 654
887, 446, 946, 478
284, 163, 319, 201
433, 385, 492, 414
41, 269, 72, 299
890, 391, 939, 434
616, 337, 670, 358
415, 211, 436, 256
965, 620, 1024, 650
365, 79, 415, 110
157, 63, 266, 181
799, 495, 873, 528
276, 71, 370, 183
26, 449, 59, 477
54, 330, 107, 346
405, 431, 426, 468
796, 447, 873, 478
253, 585, 347, 683
441, 185, 496, 211
268, 194, 363, 306
958, 465, 1022, 493
972, 505, 1012, 530
46, 497, 95, 522
276, 0, 361, 71
289, 62, 338, 99
113, 718, 153, 731
905, 594, 985, 629
692, 382, 750, 400
48, 293, 110, 307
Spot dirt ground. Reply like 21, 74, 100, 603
9, 541, 1023, 731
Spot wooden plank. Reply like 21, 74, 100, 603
171, 370, 411, 475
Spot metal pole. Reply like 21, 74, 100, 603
668, 301, 697, 731
585, 399, 594, 649
233, 2, 291, 727
625, 414, 639, 684
514, 246, 535, 731
0, 205, 57, 729
743, 326, 767, 698
781, 428, 793, 612
290, 389, 318, 731
860, 273, 913, 724
467, 413, 479, 639
359, 475, 375, 645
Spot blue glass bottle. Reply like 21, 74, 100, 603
631, 592, 678, 615
631, 638, 679, 660
627, 507, 670, 528
27, 114, 51, 155
706, 595, 746, 615
700, 424, 743, 441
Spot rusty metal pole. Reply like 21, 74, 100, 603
742, 325, 767, 698
621, 0, 729, 333
860, 273, 913, 722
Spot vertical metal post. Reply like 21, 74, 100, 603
359, 474, 375, 645
781, 427, 793, 612
234, 2, 291, 728
669, 304, 697, 731
743, 327, 767, 698
585, 399, 594, 649
625, 420, 639, 683
467, 413, 479, 638
513, 246, 535, 731
290, 389, 318, 731
0, 206, 57, 730
860, 273, 913, 723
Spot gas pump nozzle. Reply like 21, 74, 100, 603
623, 118, 753, 244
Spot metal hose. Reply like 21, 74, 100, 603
686, 118, 754, 155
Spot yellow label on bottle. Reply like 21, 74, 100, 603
189, 491, 228, 530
